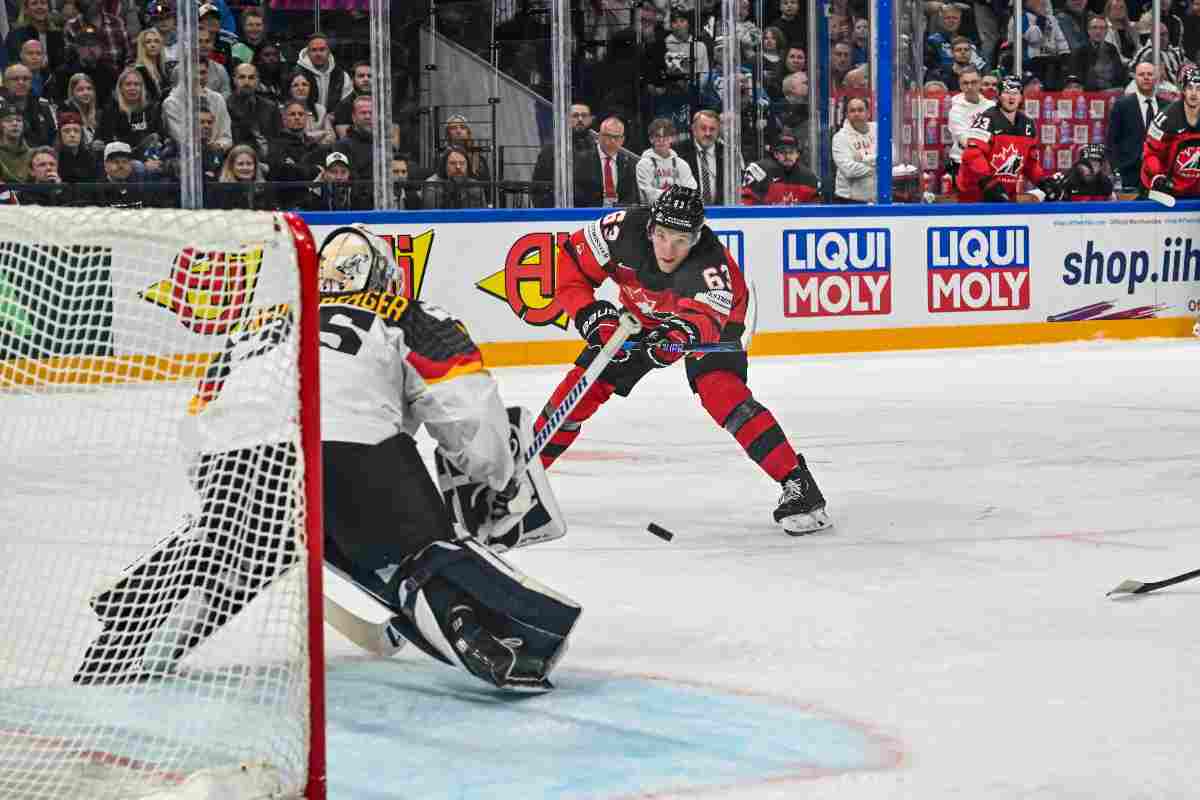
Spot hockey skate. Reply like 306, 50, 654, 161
774, 456, 831, 536
445, 604, 553, 692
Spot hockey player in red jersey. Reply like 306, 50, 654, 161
958, 75, 1064, 202
1141, 65, 1200, 200
740, 128, 821, 205
535, 185, 830, 535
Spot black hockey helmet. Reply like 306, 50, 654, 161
318, 224, 404, 296
649, 185, 706, 239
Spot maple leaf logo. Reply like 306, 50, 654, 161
990, 144, 1023, 177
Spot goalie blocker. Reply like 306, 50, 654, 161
436, 406, 567, 551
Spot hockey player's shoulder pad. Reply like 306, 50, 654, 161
401, 300, 484, 383
578, 207, 631, 265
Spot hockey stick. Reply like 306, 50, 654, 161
1106, 567, 1200, 597
1148, 189, 1176, 208
325, 314, 643, 657
619, 278, 758, 356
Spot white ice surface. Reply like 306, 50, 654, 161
322, 337, 1200, 799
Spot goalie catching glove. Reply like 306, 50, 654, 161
436, 406, 566, 552
641, 315, 701, 368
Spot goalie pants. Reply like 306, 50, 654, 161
322, 433, 455, 592
536, 323, 800, 482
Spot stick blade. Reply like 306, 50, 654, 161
1149, 189, 1176, 208
1106, 579, 1146, 597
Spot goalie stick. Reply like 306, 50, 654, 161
327, 312, 642, 657
1106, 566, 1200, 597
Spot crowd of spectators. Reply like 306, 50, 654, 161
0, 0, 1192, 208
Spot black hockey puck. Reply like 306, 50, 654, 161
647, 523, 674, 542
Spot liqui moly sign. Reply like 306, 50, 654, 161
782, 228, 891, 318
927, 226, 1030, 312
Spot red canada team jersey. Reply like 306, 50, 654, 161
958, 106, 1048, 201
555, 206, 747, 345
1141, 100, 1200, 197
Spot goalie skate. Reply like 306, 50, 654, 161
774, 456, 832, 536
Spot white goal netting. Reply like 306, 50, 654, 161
0, 208, 321, 799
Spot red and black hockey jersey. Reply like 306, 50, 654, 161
958, 106, 1048, 201
1141, 100, 1200, 197
739, 158, 821, 205
555, 206, 748, 347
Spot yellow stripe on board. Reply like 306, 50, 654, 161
1, 317, 1192, 388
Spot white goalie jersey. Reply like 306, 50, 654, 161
318, 290, 514, 493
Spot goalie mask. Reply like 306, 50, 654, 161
318, 224, 404, 296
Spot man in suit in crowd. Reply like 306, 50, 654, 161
1106, 60, 1161, 192
573, 115, 639, 207
674, 108, 744, 205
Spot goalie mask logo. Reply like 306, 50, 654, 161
141, 246, 264, 336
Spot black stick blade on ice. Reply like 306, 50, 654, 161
1106, 567, 1200, 597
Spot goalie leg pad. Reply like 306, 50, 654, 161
384, 538, 581, 691
436, 406, 567, 552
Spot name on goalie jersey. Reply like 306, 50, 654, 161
783, 228, 891, 318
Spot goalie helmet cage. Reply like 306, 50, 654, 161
0, 209, 326, 800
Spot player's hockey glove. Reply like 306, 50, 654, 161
1149, 174, 1175, 196
979, 176, 1009, 203
575, 300, 629, 363
641, 315, 701, 368
1032, 172, 1067, 202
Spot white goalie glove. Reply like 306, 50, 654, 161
435, 406, 566, 552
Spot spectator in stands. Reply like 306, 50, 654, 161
236, 8, 268, 67
209, 143, 272, 209
157, 103, 223, 186
832, 96, 877, 203
775, 71, 810, 157
946, 66, 994, 185
927, 4, 986, 72
981, 71, 1000, 98
267, 99, 321, 210
19, 146, 69, 204
1010, 0, 1071, 87
761, 26, 787, 94
96, 140, 150, 208
741, 127, 820, 204
334, 94, 374, 202
1107, 60, 1160, 191
930, 36, 984, 90
1070, 14, 1128, 90
574, 114, 638, 207
284, 70, 334, 147
253, 41, 286, 103
1056, 0, 1090, 51
47, 25, 116, 109
54, 110, 98, 183
19, 40, 50, 97
392, 153, 422, 210
61, 73, 99, 147
295, 33, 350, 111
530, 102, 594, 207
443, 113, 491, 182
146, 0, 177, 63
332, 61, 368, 139
735, 0, 762, 63
830, 41, 853, 88
636, 116, 696, 204
134, 29, 167, 103
163, 60, 231, 155
3, 64, 55, 147
829, 13, 852, 46
64, 0, 132, 71
422, 144, 489, 209
1183, 0, 1200, 63
227, 62, 276, 158
663, 10, 709, 90
676, 108, 744, 205
6, 0, 65, 73
1104, 0, 1140, 63
1131, 22, 1190, 92
198, 3, 234, 70
99, 68, 161, 153
769, 0, 806, 60
852, 18, 870, 64
0, 103, 31, 182
194, 27, 231, 99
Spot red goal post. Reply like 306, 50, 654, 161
0, 209, 325, 799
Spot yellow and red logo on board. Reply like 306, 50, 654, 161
141, 246, 264, 335
476, 232, 570, 329
378, 230, 434, 300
